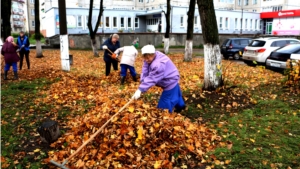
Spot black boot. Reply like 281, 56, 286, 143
4, 71, 8, 80
121, 76, 126, 85
13, 71, 18, 80
132, 76, 137, 82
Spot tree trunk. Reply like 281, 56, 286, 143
163, 38, 169, 54
184, 0, 196, 62
36, 40, 43, 57
37, 120, 60, 144
1, 0, 12, 40
58, 0, 70, 71
88, 0, 104, 57
163, 0, 171, 54
91, 39, 98, 56
197, 0, 223, 91
184, 40, 193, 61
35, 0, 43, 58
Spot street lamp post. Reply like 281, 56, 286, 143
240, 0, 243, 35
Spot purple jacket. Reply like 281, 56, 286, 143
139, 51, 179, 92
1, 42, 20, 64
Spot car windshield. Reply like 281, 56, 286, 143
222, 39, 230, 46
274, 45, 300, 53
248, 40, 266, 47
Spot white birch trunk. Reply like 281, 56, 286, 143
35, 40, 43, 58
203, 44, 223, 90
164, 38, 169, 54
60, 35, 70, 71
184, 40, 193, 62
91, 39, 99, 57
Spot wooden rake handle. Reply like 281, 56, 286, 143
62, 98, 134, 164
105, 48, 114, 55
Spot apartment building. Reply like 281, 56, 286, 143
27, 0, 35, 34
11, 0, 27, 33
234, 0, 300, 12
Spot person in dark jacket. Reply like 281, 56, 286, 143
100, 34, 120, 76
1, 36, 20, 80
16, 31, 30, 70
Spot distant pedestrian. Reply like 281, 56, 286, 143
100, 34, 120, 76
114, 45, 138, 85
16, 31, 30, 70
1, 36, 20, 80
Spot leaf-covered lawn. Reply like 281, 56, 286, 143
1, 49, 299, 169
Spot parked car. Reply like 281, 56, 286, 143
242, 37, 300, 65
221, 38, 252, 60
266, 43, 300, 70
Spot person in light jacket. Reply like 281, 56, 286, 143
132, 45, 186, 113
1, 36, 20, 80
100, 34, 120, 76
114, 45, 138, 85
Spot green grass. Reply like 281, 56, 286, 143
183, 86, 300, 168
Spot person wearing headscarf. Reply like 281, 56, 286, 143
1, 36, 20, 80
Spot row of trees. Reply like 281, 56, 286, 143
1, 0, 222, 90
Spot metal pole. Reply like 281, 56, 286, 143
170, 6, 173, 33
240, 0, 243, 35
58, 0, 70, 71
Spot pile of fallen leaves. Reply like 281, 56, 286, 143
47, 106, 221, 168
286, 59, 300, 93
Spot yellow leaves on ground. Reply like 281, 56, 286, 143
128, 106, 135, 113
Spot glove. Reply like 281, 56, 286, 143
102, 45, 108, 50
21, 45, 25, 48
132, 89, 141, 100
111, 53, 117, 59
16, 49, 20, 52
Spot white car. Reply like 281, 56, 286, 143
242, 37, 300, 65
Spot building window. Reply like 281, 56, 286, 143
31, 9, 35, 15
253, 0, 257, 5
250, 19, 252, 30
180, 16, 184, 27
30, 0, 34, 4
278, 6, 282, 11
31, 20, 35, 27
105, 17, 110, 28
121, 17, 125, 28
244, 0, 249, 5
225, 18, 228, 29
77, 16, 82, 27
135, 17, 139, 28
113, 17, 117, 28
138, 0, 143, 2
147, 0, 149, 3
255, 19, 258, 30
238, 0, 241, 6
245, 19, 248, 29
128, 17, 132, 28
194, 16, 197, 26
235, 18, 238, 29
219, 17, 223, 29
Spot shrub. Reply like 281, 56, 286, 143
30, 33, 45, 39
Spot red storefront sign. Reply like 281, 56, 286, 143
261, 10, 300, 19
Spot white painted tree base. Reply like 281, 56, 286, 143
164, 38, 169, 54
203, 44, 222, 90
35, 40, 43, 58
184, 40, 193, 62
60, 35, 70, 71
91, 39, 99, 57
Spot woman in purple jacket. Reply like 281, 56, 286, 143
132, 45, 186, 113
1, 36, 20, 80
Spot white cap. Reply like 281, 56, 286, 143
141, 45, 155, 54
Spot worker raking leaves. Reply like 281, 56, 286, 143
113, 45, 138, 85
132, 45, 186, 113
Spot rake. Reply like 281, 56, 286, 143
50, 98, 134, 169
